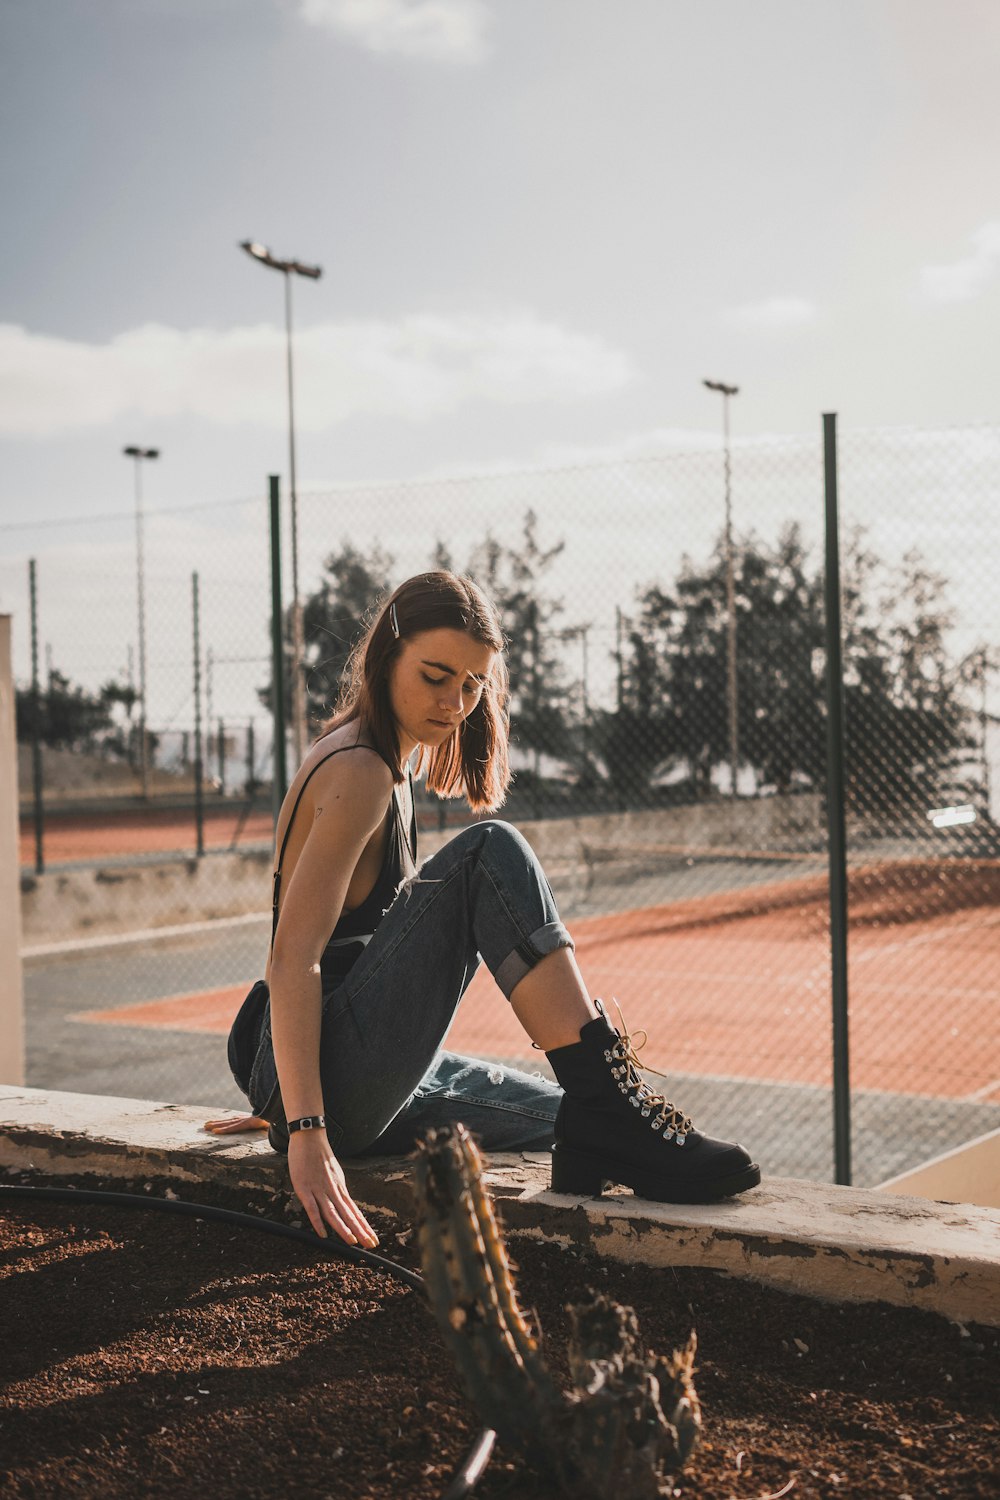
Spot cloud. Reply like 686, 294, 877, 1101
919, 222, 1000, 303
298, 0, 490, 63
723, 297, 819, 331
0, 313, 635, 437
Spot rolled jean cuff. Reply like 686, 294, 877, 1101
494, 920, 574, 1000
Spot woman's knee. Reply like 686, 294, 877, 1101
445, 817, 537, 866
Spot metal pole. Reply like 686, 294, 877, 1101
580, 626, 590, 770
246, 717, 256, 795
703, 380, 740, 799
192, 572, 205, 858
530, 603, 542, 818
133, 457, 149, 799
269, 475, 288, 826
980, 648, 991, 815
723, 393, 739, 800
285, 270, 306, 766
217, 717, 226, 797
28, 560, 44, 875
206, 646, 214, 752
823, 412, 851, 1186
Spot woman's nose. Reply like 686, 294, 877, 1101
440, 683, 463, 713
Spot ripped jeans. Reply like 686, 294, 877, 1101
249, 820, 572, 1157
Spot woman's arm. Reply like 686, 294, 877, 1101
268, 750, 393, 1247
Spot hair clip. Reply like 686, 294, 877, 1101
389, 601, 400, 639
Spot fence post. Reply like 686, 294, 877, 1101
823, 412, 851, 1185
0, 616, 26, 1085
192, 571, 205, 858
269, 475, 288, 826
217, 718, 226, 797
246, 717, 256, 795
28, 559, 44, 874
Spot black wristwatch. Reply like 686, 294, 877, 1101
287, 1115, 327, 1135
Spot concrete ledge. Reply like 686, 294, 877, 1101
2, 1085, 998, 1330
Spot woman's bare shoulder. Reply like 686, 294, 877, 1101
304, 730, 394, 803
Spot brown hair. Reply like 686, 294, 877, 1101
320, 571, 511, 813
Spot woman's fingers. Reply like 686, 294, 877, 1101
201, 1124, 378, 1246
330, 1185, 379, 1249
202, 1115, 269, 1134
290, 1153, 379, 1248
314, 1178, 379, 1248
300, 1185, 373, 1247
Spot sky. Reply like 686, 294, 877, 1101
0, 0, 997, 799
2, 0, 1000, 522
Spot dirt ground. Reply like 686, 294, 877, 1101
1, 1169, 997, 1500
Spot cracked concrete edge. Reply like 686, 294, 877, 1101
2, 1085, 998, 1328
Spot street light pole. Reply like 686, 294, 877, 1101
702, 379, 740, 799
240, 239, 322, 765
123, 445, 159, 799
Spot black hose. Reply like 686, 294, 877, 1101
0, 1182, 495, 1499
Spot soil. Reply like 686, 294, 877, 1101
1, 1168, 997, 1500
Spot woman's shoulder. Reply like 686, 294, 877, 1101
301, 728, 395, 798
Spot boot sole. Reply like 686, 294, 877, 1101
550, 1144, 761, 1203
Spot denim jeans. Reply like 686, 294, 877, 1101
249, 820, 573, 1156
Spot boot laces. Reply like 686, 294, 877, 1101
607, 999, 693, 1141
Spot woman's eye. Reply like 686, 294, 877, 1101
463, 682, 483, 697
422, 673, 446, 686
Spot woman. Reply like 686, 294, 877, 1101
210, 571, 759, 1248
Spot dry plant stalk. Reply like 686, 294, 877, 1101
414, 1122, 701, 1500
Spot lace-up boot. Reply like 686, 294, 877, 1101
546, 1000, 760, 1202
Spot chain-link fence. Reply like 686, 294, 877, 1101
4, 422, 998, 1187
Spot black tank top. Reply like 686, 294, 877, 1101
270, 742, 418, 985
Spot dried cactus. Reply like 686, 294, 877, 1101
414, 1123, 700, 1499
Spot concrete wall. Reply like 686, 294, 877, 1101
20, 793, 824, 946
507, 793, 822, 865
21, 845, 275, 944
0, 618, 25, 1081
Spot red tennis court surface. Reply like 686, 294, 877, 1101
20, 806, 274, 865
75, 862, 1000, 1105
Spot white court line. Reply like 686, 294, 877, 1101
965, 1078, 1000, 1103
851, 909, 1000, 962
22, 910, 270, 960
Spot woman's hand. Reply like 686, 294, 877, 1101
289, 1132, 380, 1249
202, 1114, 269, 1135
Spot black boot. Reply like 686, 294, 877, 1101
546, 1000, 760, 1203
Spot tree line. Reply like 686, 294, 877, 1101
17, 508, 978, 819
275, 510, 977, 817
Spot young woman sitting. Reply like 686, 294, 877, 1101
209, 571, 760, 1248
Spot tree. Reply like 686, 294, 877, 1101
730, 527, 825, 793
591, 586, 684, 801
467, 510, 577, 775
15, 670, 134, 755
99, 678, 140, 760
840, 534, 971, 817
601, 523, 968, 813
605, 526, 824, 800
261, 541, 394, 730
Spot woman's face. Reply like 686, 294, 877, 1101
388, 627, 497, 754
